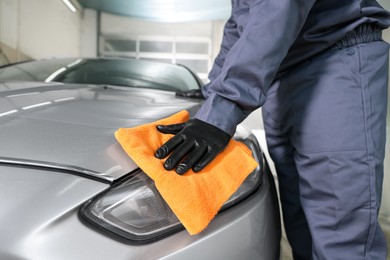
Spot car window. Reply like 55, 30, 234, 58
0, 59, 77, 82
0, 58, 200, 92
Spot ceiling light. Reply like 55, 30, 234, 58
62, 0, 77, 12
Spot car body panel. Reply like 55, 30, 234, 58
0, 165, 109, 259
0, 164, 279, 260
0, 82, 200, 181
0, 59, 281, 259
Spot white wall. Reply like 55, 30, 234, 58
100, 12, 227, 58
378, 0, 390, 220
0, 0, 18, 49
80, 8, 97, 57
101, 12, 214, 38
0, 0, 81, 61
99, 13, 225, 81
378, 0, 389, 12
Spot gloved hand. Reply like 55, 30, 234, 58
155, 119, 231, 174
175, 89, 205, 99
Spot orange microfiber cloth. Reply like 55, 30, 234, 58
114, 110, 258, 235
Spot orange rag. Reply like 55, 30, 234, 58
114, 110, 258, 235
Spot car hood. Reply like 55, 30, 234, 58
0, 82, 201, 182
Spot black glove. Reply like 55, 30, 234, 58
175, 89, 205, 99
155, 119, 231, 174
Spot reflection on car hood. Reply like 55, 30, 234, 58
0, 82, 201, 182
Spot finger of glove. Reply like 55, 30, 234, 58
176, 142, 207, 175
155, 134, 183, 159
164, 139, 195, 171
156, 123, 185, 134
193, 150, 217, 173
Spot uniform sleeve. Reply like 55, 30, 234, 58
202, 13, 240, 98
195, 0, 316, 135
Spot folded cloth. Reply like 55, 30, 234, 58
114, 110, 258, 235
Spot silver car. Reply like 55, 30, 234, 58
0, 58, 281, 260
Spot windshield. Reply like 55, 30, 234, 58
0, 58, 201, 92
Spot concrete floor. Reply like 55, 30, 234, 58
386, 228, 390, 260
380, 217, 390, 260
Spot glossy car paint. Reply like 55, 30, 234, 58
0, 164, 279, 259
0, 68, 280, 259
0, 82, 200, 181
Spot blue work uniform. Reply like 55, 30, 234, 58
195, 0, 390, 259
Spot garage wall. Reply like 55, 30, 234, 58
0, 0, 81, 62
379, 0, 390, 220
100, 13, 225, 81
80, 8, 98, 57
101, 13, 214, 37
100, 10, 226, 55
382, 26, 390, 123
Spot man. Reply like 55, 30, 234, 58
155, 0, 390, 259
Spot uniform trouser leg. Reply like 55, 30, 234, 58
262, 41, 389, 259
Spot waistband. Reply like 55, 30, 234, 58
331, 23, 383, 50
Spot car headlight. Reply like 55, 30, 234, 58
79, 134, 264, 243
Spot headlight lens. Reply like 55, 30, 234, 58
80, 135, 264, 243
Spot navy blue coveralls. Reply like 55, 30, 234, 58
195, 0, 390, 259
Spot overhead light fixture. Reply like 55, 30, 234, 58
62, 0, 77, 12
